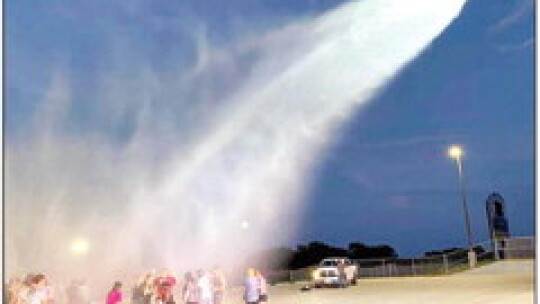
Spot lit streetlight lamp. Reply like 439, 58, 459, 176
447, 145, 476, 268
448, 145, 463, 159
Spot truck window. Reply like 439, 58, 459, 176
321, 260, 338, 266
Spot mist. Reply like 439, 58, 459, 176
6, 0, 466, 286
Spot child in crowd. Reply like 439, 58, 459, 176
106, 282, 122, 304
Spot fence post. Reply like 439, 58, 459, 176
382, 260, 386, 277
411, 258, 416, 276
493, 239, 500, 260
443, 254, 449, 274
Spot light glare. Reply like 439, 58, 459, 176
70, 238, 89, 254
448, 145, 463, 159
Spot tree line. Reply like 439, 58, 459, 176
247, 241, 398, 271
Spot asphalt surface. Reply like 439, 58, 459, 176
225, 272, 534, 304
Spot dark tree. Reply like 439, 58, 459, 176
248, 241, 398, 270
287, 241, 396, 269
348, 243, 397, 259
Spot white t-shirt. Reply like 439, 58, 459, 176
198, 276, 213, 300
258, 276, 268, 295
27, 287, 47, 304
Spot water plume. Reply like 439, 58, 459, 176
6, 0, 466, 288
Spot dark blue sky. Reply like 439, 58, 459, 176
299, 0, 534, 256
7, 0, 534, 258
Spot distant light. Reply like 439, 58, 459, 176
70, 238, 89, 255
241, 220, 250, 230
448, 145, 463, 159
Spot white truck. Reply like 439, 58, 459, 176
311, 257, 358, 287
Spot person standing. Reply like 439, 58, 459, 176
181, 272, 199, 304
197, 270, 213, 304
27, 274, 48, 304
154, 269, 176, 304
255, 270, 267, 303
106, 282, 122, 304
211, 267, 226, 304
6, 277, 22, 304
42, 277, 55, 304
243, 268, 259, 304
337, 260, 347, 288
141, 274, 154, 304
16, 274, 35, 304
132, 275, 146, 304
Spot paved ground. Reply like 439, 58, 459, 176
460, 260, 534, 275
225, 272, 534, 304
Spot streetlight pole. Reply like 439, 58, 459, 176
448, 145, 476, 268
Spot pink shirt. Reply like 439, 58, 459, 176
106, 289, 122, 304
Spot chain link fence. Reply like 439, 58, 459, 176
355, 236, 535, 278
267, 236, 535, 283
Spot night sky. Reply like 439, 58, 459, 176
7, 0, 534, 259
299, 0, 534, 256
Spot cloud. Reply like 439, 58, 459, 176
495, 37, 534, 52
489, 0, 533, 33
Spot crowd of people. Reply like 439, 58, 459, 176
125, 267, 228, 304
6, 273, 93, 304
6, 273, 56, 304
6, 267, 269, 304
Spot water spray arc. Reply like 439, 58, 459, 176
6, 0, 466, 281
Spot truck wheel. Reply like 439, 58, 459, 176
351, 276, 357, 285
